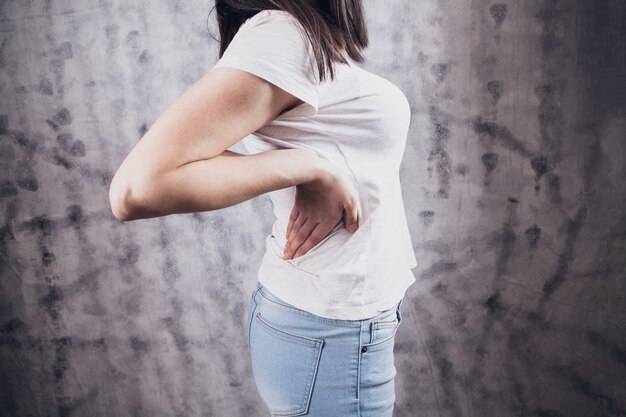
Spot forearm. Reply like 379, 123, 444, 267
112, 148, 323, 220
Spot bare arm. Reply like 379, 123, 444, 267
108, 67, 325, 221
113, 147, 326, 221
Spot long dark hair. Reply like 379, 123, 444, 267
211, 0, 369, 82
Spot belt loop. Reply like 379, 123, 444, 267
252, 281, 262, 298
397, 297, 404, 323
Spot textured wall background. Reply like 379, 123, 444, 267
1, 0, 625, 416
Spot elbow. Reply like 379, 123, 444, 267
109, 181, 135, 221
109, 176, 151, 222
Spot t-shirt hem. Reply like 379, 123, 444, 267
257, 269, 416, 321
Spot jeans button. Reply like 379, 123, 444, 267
361, 346, 367, 353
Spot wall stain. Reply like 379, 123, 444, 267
537, 204, 587, 310
469, 117, 563, 204
524, 224, 542, 250
486, 79, 502, 102
38, 77, 54, 95
489, 4, 508, 29
56, 133, 86, 157
419, 210, 435, 229
481, 151, 499, 185
427, 105, 452, 199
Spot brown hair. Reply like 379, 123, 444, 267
210, 0, 369, 82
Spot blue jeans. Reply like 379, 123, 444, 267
246, 281, 404, 417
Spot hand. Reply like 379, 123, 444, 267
283, 155, 361, 260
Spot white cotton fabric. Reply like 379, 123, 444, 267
211, 9, 417, 320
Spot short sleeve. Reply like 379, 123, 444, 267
211, 9, 322, 118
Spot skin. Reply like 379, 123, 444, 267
109, 67, 360, 259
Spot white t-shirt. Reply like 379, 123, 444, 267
212, 9, 417, 320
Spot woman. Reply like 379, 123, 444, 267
109, 0, 417, 415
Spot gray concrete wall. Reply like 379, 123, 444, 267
1, 0, 624, 416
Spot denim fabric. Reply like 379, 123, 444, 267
246, 281, 404, 417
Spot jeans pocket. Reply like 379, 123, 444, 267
368, 298, 403, 345
250, 311, 325, 416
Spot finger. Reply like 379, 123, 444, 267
292, 222, 326, 258
284, 211, 306, 258
286, 205, 299, 241
287, 210, 305, 244
344, 200, 360, 233
285, 218, 318, 259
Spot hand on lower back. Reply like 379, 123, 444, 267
283, 156, 361, 260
